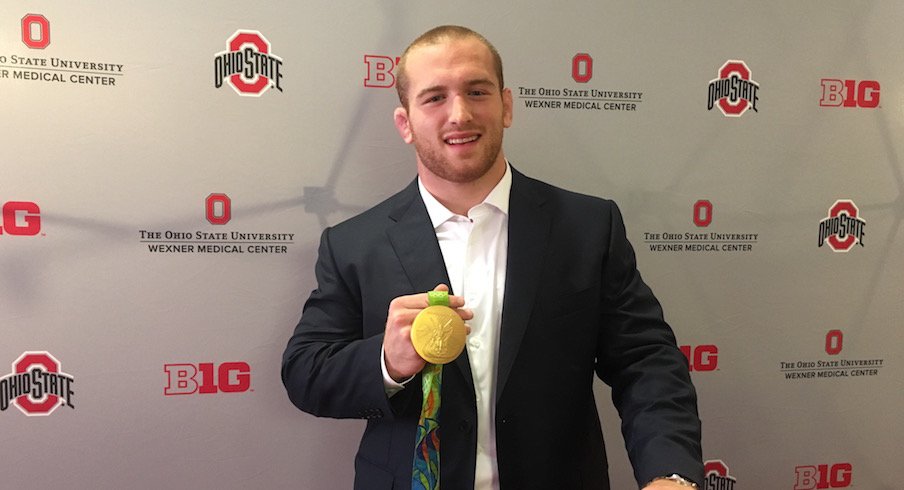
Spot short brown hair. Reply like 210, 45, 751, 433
395, 25, 504, 108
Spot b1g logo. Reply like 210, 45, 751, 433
214, 30, 283, 96
364, 55, 400, 88
164, 362, 251, 395
206, 193, 231, 225
693, 200, 713, 227
818, 200, 865, 252
1, 352, 75, 416
794, 463, 852, 489
707, 60, 759, 117
680, 345, 718, 372
704, 460, 737, 489
0, 201, 41, 236
22, 13, 51, 49
820, 79, 879, 108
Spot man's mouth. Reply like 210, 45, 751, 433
445, 135, 480, 145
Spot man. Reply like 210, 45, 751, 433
283, 25, 703, 489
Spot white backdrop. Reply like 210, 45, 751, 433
2, 1, 902, 488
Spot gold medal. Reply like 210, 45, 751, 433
410, 291, 466, 364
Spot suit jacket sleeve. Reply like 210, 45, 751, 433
281, 226, 415, 421
595, 202, 704, 486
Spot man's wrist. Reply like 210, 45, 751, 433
381, 345, 412, 396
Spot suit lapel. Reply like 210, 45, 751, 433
497, 170, 550, 402
386, 180, 474, 389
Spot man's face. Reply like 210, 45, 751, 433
394, 37, 513, 184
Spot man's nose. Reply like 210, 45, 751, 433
449, 95, 473, 124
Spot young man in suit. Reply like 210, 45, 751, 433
283, 25, 704, 489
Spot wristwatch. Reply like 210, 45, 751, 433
648, 474, 699, 488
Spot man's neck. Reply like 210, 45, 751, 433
417, 158, 507, 215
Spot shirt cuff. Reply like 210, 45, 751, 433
381, 345, 414, 397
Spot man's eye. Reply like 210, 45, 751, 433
424, 95, 443, 104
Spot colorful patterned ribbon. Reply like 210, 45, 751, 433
412, 362, 442, 490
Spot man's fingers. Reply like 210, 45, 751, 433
458, 308, 474, 321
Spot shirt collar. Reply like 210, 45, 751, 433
418, 162, 512, 229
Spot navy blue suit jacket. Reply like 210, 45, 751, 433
282, 168, 703, 489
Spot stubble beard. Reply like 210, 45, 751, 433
411, 124, 503, 184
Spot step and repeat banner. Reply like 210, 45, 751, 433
2, 1, 901, 488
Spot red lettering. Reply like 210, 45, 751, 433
820, 79, 843, 106
857, 80, 880, 108
165, 362, 250, 395
198, 363, 218, 394
218, 362, 251, 392
1, 201, 41, 236
795, 463, 852, 489
364, 55, 399, 88
795, 466, 818, 490
842, 80, 857, 107
820, 79, 880, 108
831, 463, 852, 487
164, 364, 198, 395
681, 345, 718, 372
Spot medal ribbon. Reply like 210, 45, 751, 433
412, 291, 448, 490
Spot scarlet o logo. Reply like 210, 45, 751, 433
206, 193, 231, 225
827, 200, 858, 251
693, 200, 713, 227
22, 14, 50, 49
825, 330, 843, 355
704, 460, 729, 477
718, 61, 751, 116
228, 31, 270, 94
13, 352, 60, 415
572, 53, 593, 83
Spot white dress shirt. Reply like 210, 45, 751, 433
382, 163, 511, 489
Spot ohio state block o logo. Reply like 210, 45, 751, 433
818, 199, 866, 252
708, 60, 760, 117
213, 30, 284, 97
827, 200, 858, 251
229, 32, 269, 94
11, 352, 68, 416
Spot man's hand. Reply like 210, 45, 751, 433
383, 284, 472, 381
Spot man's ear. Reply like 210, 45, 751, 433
393, 107, 413, 144
502, 87, 513, 128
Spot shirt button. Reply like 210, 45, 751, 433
470, 340, 481, 349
